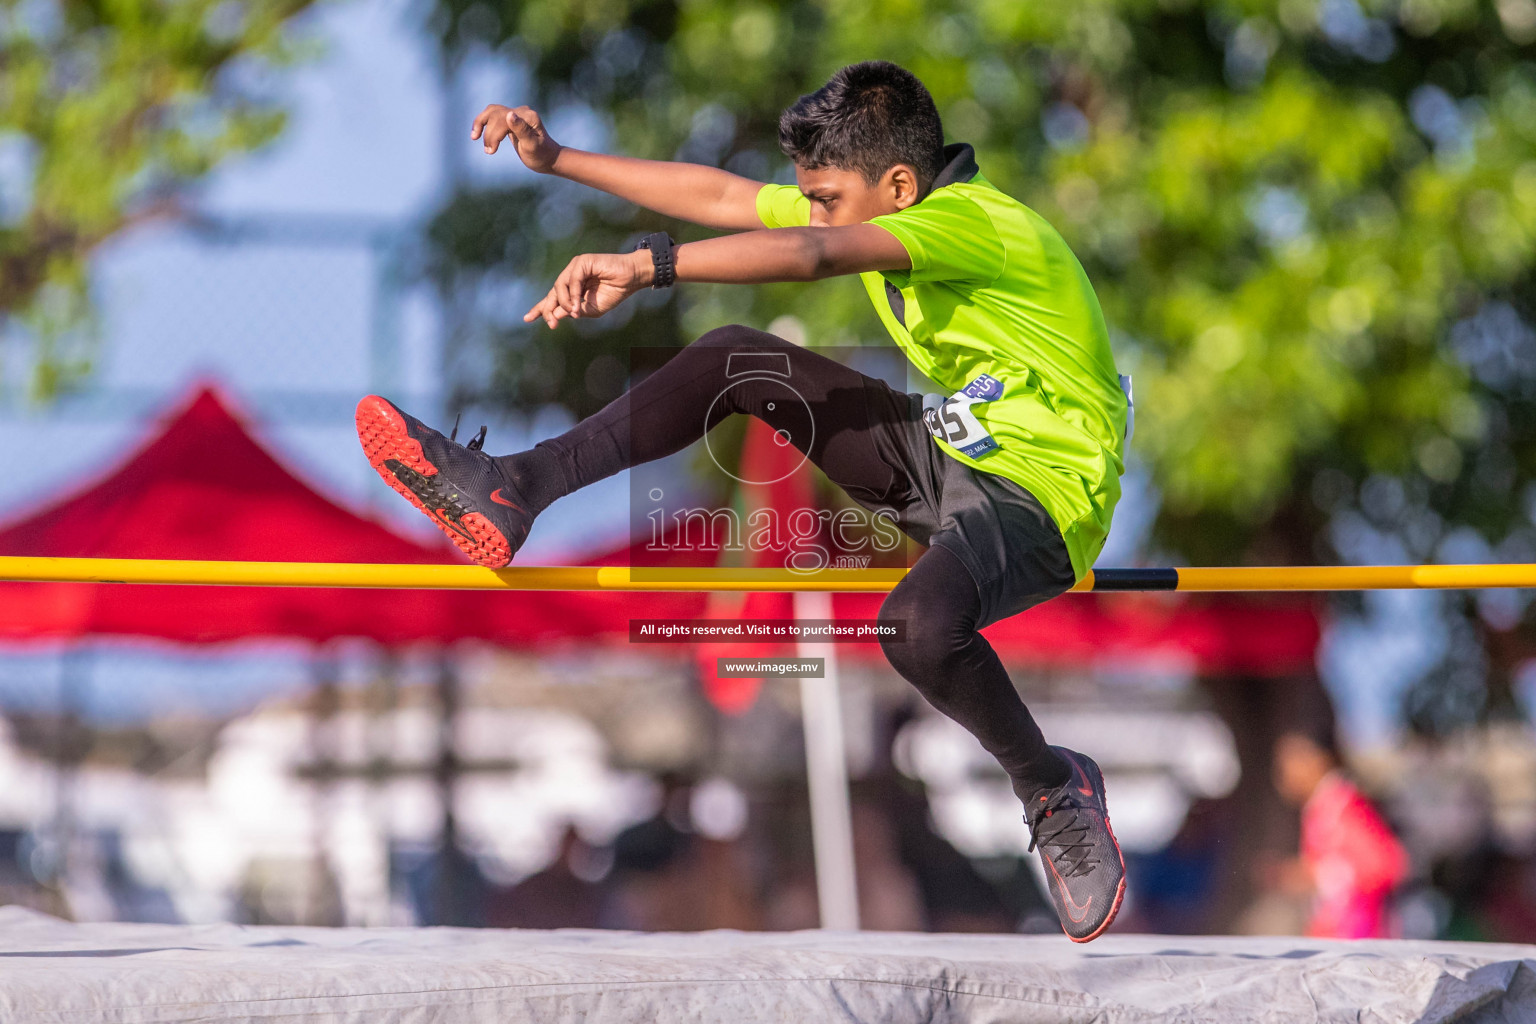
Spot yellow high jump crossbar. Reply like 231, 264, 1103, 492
1, 556, 1535, 592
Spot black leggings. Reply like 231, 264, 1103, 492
522, 325, 1069, 798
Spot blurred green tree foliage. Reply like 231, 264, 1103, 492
1, 0, 318, 397
426, 0, 1536, 728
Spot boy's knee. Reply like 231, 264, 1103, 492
695, 324, 792, 349
878, 588, 958, 682
695, 324, 759, 348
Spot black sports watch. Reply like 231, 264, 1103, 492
634, 231, 677, 289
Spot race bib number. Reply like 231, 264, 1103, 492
923, 373, 1004, 458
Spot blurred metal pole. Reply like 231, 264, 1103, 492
368, 231, 404, 399
433, 649, 463, 926
307, 651, 346, 926
794, 589, 859, 931
435, 43, 463, 428
365, 650, 400, 926
50, 647, 91, 901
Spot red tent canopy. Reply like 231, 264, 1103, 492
0, 385, 474, 644
0, 385, 699, 647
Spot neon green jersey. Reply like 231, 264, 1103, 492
754, 143, 1128, 580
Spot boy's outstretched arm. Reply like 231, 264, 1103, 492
473, 103, 766, 232
523, 225, 911, 329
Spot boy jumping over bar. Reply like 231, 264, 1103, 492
356, 60, 1130, 941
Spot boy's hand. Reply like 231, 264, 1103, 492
524, 250, 653, 329
471, 103, 562, 172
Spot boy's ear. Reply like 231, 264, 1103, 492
885, 164, 922, 209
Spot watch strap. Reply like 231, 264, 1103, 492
635, 231, 676, 289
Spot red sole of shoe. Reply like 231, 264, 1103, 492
1068, 770, 1127, 944
355, 396, 513, 569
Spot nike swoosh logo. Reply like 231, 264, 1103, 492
489, 489, 524, 512
1064, 753, 1096, 799
430, 508, 473, 541
1047, 858, 1095, 923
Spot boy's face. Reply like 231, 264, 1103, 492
794, 162, 923, 227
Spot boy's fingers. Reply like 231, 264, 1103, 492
534, 289, 568, 329
555, 269, 579, 317
571, 262, 594, 316
562, 258, 593, 313
472, 105, 507, 140
523, 265, 594, 328
525, 294, 557, 329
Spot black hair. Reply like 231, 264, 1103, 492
1279, 698, 1344, 764
777, 60, 946, 194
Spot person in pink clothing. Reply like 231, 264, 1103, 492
1273, 723, 1409, 939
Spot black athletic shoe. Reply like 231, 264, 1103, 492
1024, 746, 1127, 942
355, 395, 535, 567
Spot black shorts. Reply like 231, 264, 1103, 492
855, 390, 1077, 630
540, 325, 1078, 627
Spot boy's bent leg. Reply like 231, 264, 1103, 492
877, 543, 1069, 799
360, 324, 920, 566
878, 542, 1126, 942
511, 324, 914, 510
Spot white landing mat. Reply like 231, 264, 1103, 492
0, 907, 1532, 1023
